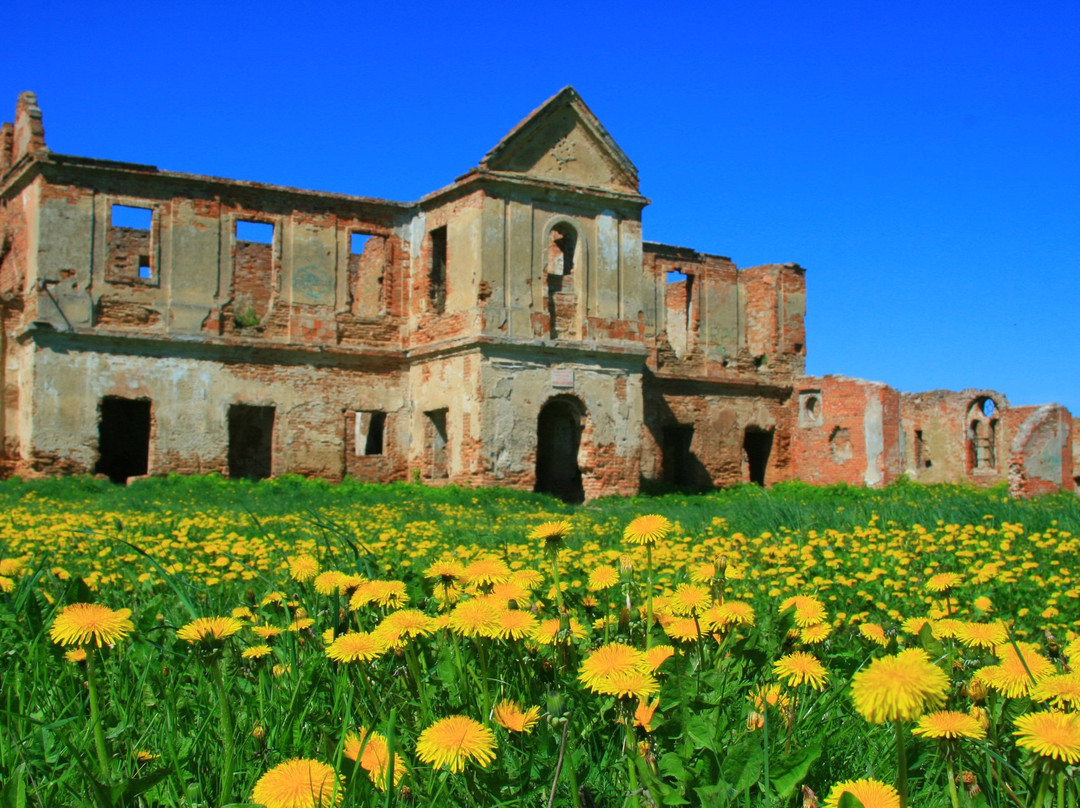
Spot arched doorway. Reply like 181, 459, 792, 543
535, 396, 585, 503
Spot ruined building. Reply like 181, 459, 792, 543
1, 89, 1075, 499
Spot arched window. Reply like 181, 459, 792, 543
967, 397, 998, 470
545, 223, 578, 339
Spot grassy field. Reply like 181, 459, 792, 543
0, 475, 1078, 807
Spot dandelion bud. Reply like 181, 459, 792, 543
968, 705, 990, 731
802, 785, 820, 808
252, 723, 266, 740
294, 607, 308, 620
245, 589, 256, 604
961, 770, 980, 797
618, 607, 631, 634
746, 711, 765, 732
716, 555, 728, 577
966, 677, 988, 703
619, 555, 634, 576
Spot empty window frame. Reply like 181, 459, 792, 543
428, 227, 447, 314
424, 408, 449, 479
354, 411, 386, 456
107, 204, 156, 284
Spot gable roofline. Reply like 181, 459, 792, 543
479, 86, 640, 187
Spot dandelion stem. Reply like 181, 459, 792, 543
945, 756, 960, 808
85, 649, 110, 781
624, 718, 641, 808
645, 545, 654, 651
211, 657, 235, 805
895, 720, 909, 807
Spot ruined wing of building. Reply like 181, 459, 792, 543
0, 89, 1075, 499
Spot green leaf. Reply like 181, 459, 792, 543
685, 711, 720, 751
838, 793, 866, 808
769, 742, 821, 799
719, 737, 763, 794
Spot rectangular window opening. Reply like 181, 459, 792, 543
662, 425, 696, 488
111, 204, 152, 230
350, 232, 372, 255
228, 404, 275, 480
429, 227, 447, 314
236, 220, 275, 244
138, 255, 153, 279
425, 408, 448, 479
94, 397, 151, 484
354, 411, 386, 456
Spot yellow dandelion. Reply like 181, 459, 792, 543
313, 570, 346, 595
288, 617, 315, 632
859, 623, 890, 648
379, 608, 435, 639
750, 683, 792, 712
176, 616, 245, 645
242, 644, 273, 660
643, 644, 675, 672
973, 596, 993, 613
667, 584, 712, 616
799, 622, 833, 644
250, 758, 343, 807
533, 617, 587, 645
953, 621, 1008, 649
461, 557, 511, 587
709, 601, 756, 630
343, 729, 406, 791
288, 555, 319, 583
252, 624, 285, 640
49, 603, 134, 647
64, 647, 88, 663
635, 697, 660, 731
415, 715, 496, 773
925, 572, 963, 593
594, 670, 660, 700
351, 580, 409, 610
529, 520, 572, 550
448, 598, 501, 638
901, 616, 932, 636
1013, 710, 1080, 764
579, 642, 648, 691
976, 641, 1055, 699
587, 565, 620, 591
622, 514, 674, 547
773, 652, 829, 690
1030, 673, 1080, 710
822, 778, 900, 808
424, 559, 465, 584
492, 701, 541, 733
326, 631, 386, 663
779, 595, 827, 627
912, 710, 986, 740
663, 617, 702, 643
851, 648, 948, 723
494, 608, 538, 641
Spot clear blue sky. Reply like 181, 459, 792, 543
4, 1, 1077, 413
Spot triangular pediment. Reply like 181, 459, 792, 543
480, 87, 640, 195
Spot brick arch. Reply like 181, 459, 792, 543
535, 393, 588, 503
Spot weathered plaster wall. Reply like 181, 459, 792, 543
21, 341, 407, 481
1009, 405, 1073, 497
480, 353, 643, 497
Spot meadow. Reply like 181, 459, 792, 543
1, 475, 1078, 807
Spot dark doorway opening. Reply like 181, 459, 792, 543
228, 404, 275, 480
535, 397, 585, 503
662, 425, 695, 487
424, 409, 449, 479
95, 397, 151, 484
744, 427, 773, 486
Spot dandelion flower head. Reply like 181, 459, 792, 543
851, 648, 948, 724
1013, 710, 1080, 764
177, 616, 245, 645
492, 701, 541, 733
415, 715, 497, 772
623, 514, 673, 547
823, 778, 900, 808
912, 710, 986, 740
50, 602, 134, 648
773, 651, 829, 690
250, 758, 343, 808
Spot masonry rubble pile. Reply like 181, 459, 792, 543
1, 89, 1074, 500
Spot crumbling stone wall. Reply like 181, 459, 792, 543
790, 376, 903, 487
1, 89, 1074, 498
